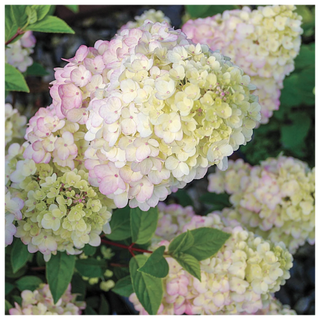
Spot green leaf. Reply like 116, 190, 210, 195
5, 6, 18, 43
85, 306, 97, 315
46, 252, 75, 304
183, 227, 231, 261
130, 255, 163, 315
99, 294, 110, 315
168, 229, 194, 255
130, 207, 158, 244
65, 5, 79, 13
10, 5, 28, 29
26, 16, 75, 34
112, 275, 134, 297
5, 63, 30, 93
26, 6, 37, 25
5, 255, 27, 279
83, 244, 97, 256
31, 5, 51, 21
75, 258, 106, 277
36, 251, 46, 267
173, 252, 201, 281
15, 276, 43, 292
138, 246, 169, 278
11, 238, 31, 273
5, 282, 15, 295
200, 192, 231, 209
173, 189, 194, 207
186, 5, 238, 18
71, 273, 87, 300
107, 206, 131, 241
5, 300, 13, 314
25, 62, 50, 77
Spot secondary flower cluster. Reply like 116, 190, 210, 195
26, 21, 261, 211
119, 9, 171, 32
5, 103, 27, 146
9, 283, 86, 315
5, 30, 36, 72
130, 203, 293, 315
182, 5, 303, 124
5, 143, 114, 261
208, 156, 315, 254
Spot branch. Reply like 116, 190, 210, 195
5, 28, 25, 46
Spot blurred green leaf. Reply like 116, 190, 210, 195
83, 244, 97, 256
112, 275, 134, 297
75, 258, 106, 277
65, 5, 79, 13
85, 306, 97, 315
71, 273, 87, 301
15, 276, 43, 292
5, 300, 13, 314
5, 282, 15, 295
11, 239, 31, 273
25, 62, 50, 76
99, 294, 110, 315
5, 63, 30, 93
172, 189, 194, 207
186, 5, 238, 18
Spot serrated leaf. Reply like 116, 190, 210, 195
107, 206, 131, 241
168, 229, 194, 255
130, 255, 163, 315
75, 258, 106, 277
184, 227, 231, 261
46, 252, 75, 304
31, 5, 51, 21
5, 6, 18, 43
112, 275, 134, 297
26, 6, 37, 24
5, 63, 30, 93
173, 252, 201, 281
65, 5, 79, 13
5, 282, 15, 295
138, 246, 169, 278
130, 207, 158, 245
15, 276, 43, 292
11, 238, 31, 273
26, 16, 75, 34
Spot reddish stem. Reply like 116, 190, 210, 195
5, 28, 24, 46
101, 238, 153, 254
110, 263, 129, 268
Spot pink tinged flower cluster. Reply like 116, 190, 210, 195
182, 5, 303, 124
9, 283, 86, 315
129, 204, 293, 315
30, 21, 260, 211
5, 31, 36, 72
208, 156, 315, 254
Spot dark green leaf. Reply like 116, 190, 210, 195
71, 273, 87, 301
107, 206, 131, 241
26, 16, 75, 34
5, 255, 27, 279
83, 244, 97, 256
184, 227, 231, 261
173, 189, 194, 207
75, 258, 106, 277
36, 251, 46, 267
46, 252, 75, 304
26, 6, 37, 24
112, 275, 134, 297
12, 295, 22, 306
173, 252, 201, 281
113, 267, 130, 280
15, 276, 43, 292
5, 282, 15, 295
85, 306, 97, 315
5, 6, 18, 43
11, 239, 31, 273
186, 5, 238, 18
31, 5, 51, 21
5, 63, 30, 93
65, 5, 79, 13
138, 246, 169, 278
200, 192, 231, 208
130, 207, 158, 244
99, 294, 110, 315
130, 255, 163, 315
168, 229, 194, 255
10, 5, 28, 29
25, 62, 49, 77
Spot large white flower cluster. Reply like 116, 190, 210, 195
24, 21, 260, 211
5, 30, 36, 72
119, 9, 171, 32
182, 5, 303, 124
5, 103, 27, 146
5, 142, 114, 261
9, 283, 86, 315
208, 156, 315, 254
129, 203, 293, 315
